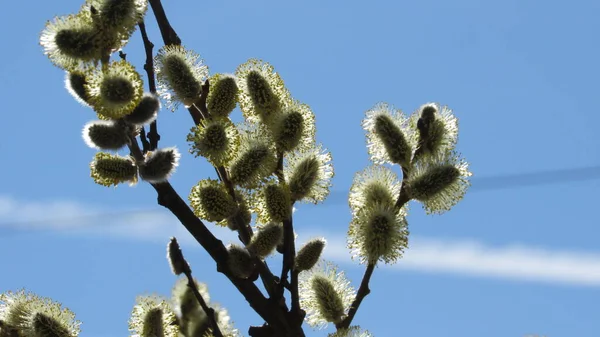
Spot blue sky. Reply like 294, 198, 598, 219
1, 0, 600, 336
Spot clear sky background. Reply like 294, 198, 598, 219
1, 0, 600, 336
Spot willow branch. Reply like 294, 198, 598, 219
289, 270, 303, 324
147, 0, 181, 46
138, 21, 160, 151
276, 153, 303, 326
336, 263, 376, 330
126, 135, 290, 335
339, 167, 412, 330
183, 269, 224, 337
146, 2, 288, 333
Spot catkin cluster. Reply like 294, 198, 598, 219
38, 0, 473, 335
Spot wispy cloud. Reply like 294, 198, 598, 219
319, 234, 600, 287
2, 195, 600, 287
0, 195, 235, 244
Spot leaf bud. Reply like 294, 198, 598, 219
32, 312, 72, 337
246, 70, 281, 122
312, 276, 345, 324
207, 74, 238, 117
167, 237, 189, 276
410, 164, 460, 201
295, 238, 326, 272
187, 117, 239, 166
227, 244, 255, 279
229, 143, 276, 188
189, 179, 237, 222
288, 156, 320, 201
247, 223, 283, 258
95, 0, 147, 35
273, 110, 305, 152
90, 152, 137, 187
86, 60, 144, 119
155, 45, 207, 108
411, 103, 459, 160
124, 93, 160, 125
53, 28, 98, 61
171, 278, 209, 324
82, 120, 130, 150
141, 307, 164, 337
65, 71, 91, 106
139, 147, 180, 183
373, 113, 412, 167
264, 184, 291, 223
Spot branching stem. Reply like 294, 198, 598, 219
138, 21, 160, 151
337, 263, 376, 330
338, 166, 412, 330
183, 269, 224, 337
146, 2, 295, 335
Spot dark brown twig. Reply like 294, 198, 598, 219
126, 135, 291, 335
278, 217, 294, 295
138, 21, 160, 151
248, 324, 275, 337
338, 170, 413, 330
289, 270, 304, 325
275, 158, 303, 327
139, 126, 151, 153
146, 1, 298, 334
188, 282, 222, 336
147, 0, 181, 46
171, 237, 224, 337
275, 150, 284, 182
183, 271, 224, 337
336, 263, 376, 330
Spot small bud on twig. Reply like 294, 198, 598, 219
124, 93, 160, 125
82, 120, 129, 150
139, 147, 180, 183
167, 237, 189, 276
227, 244, 255, 279
264, 184, 292, 223
295, 238, 326, 272
90, 152, 138, 187
65, 71, 91, 106
207, 74, 238, 117
189, 179, 237, 222
247, 223, 284, 258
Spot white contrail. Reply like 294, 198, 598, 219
2, 195, 600, 287
319, 234, 600, 287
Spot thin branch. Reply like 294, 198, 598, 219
183, 269, 224, 337
126, 135, 291, 335
147, 0, 181, 46
278, 217, 293, 294
275, 155, 303, 327
191, 80, 281, 303
289, 270, 304, 325
248, 324, 275, 337
172, 237, 224, 337
197, 79, 210, 117
146, 1, 296, 334
395, 167, 411, 211
139, 126, 151, 153
338, 168, 413, 330
138, 21, 160, 151
336, 263, 376, 330
275, 150, 284, 182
